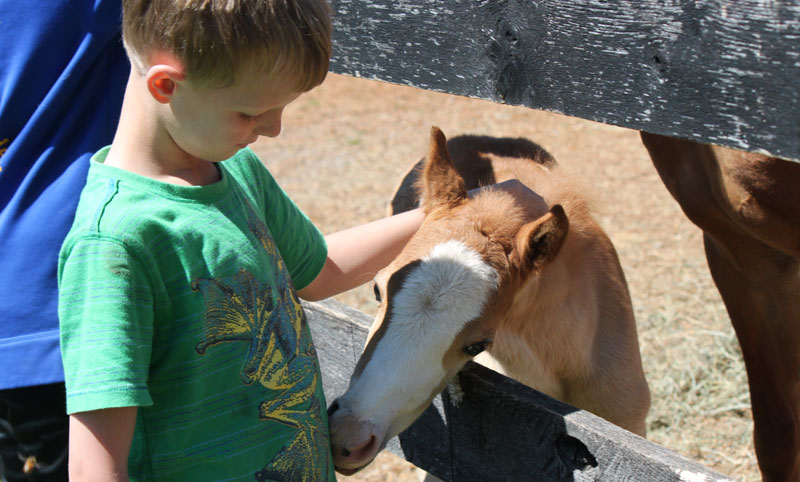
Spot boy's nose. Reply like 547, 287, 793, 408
255, 110, 284, 138
256, 121, 281, 138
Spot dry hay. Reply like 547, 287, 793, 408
251, 74, 757, 481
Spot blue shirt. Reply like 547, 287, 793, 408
0, 0, 129, 389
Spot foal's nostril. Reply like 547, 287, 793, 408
327, 400, 340, 416
341, 448, 351, 457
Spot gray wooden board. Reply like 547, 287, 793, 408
328, 0, 800, 162
305, 299, 735, 481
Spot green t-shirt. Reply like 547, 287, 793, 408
58, 147, 334, 481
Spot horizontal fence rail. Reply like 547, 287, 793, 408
328, 0, 800, 162
307, 299, 734, 481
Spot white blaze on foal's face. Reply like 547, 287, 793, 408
391, 239, 497, 353
342, 240, 498, 442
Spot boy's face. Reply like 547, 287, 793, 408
166, 71, 303, 162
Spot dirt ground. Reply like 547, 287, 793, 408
251, 73, 757, 481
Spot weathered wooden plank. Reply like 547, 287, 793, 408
306, 299, 734, 481
328, 0, 800, 162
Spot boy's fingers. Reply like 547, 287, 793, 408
492, 179, 548, 211
466, 179, 548, 214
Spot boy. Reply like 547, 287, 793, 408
57, 0, 428, 480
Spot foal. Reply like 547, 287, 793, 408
328, 127, 650, 474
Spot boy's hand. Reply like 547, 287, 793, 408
470, 179, 548, 214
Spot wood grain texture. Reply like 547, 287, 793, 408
328, 0, 800, 162
306, 299, 734, 481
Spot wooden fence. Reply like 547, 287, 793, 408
308, 299, 733, 481
328, 0, 800, 163
309, 1, 800, 480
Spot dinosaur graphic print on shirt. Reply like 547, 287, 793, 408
192, 204, 331, 481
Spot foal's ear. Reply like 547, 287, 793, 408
512, 205, 569, 274
420, 126, 468, 213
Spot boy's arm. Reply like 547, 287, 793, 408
297, 207, 425, 301
297, 180, 545, 301
69, 407, 137, 482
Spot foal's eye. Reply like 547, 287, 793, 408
463, 339, 492, 357
373, 283, 382, 302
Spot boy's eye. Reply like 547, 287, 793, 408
239, 112, 257, 121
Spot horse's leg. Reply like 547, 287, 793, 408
703, 232, 800, 481
640, 132, 800, 482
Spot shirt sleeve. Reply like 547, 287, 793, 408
58, 235, 155, 414
263, 177, 328, 291
232, 150, 328, 291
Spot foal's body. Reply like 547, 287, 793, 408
411, 134, 649, 430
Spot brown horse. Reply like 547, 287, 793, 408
327, 127, 650, 475
640, 133, 800, 482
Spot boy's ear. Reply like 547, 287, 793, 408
511, 204, 569, 275
145, 64, 186, 104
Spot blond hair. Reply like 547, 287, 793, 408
122, 0, 332, 90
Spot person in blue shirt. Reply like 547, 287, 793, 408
0, 1, 129, 480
